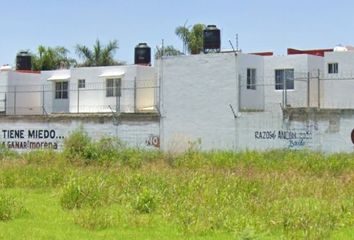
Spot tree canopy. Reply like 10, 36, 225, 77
175, 23, 205, 55
155, 45, 183, 59
32, 46, 76, 71
75, 39, 123, 67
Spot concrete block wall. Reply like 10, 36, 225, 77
322, 52, 354, 108
41, 66, 157, 114
160, 52, 354, 152
70, 66, 136, 113
6, 71, 42, 115
264, 55, 310, 111
136, 65, 157, 111
159, 53, 239, 151
238, 54, 265, 111
0, 115, 160, 151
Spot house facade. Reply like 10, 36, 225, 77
0, 65, 157, 115
158, 49, 354, 152
0, 65, 159, 151
1, 47, 354, 152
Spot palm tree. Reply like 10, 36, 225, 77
32, 46, 76, 71
175, 23, 205, 55
155, 45, 183, 59
75, 39, 123, 67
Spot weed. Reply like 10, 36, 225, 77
73, 208, 115, 230
0, 170, 17, 188
60, 174, 113, 210
63, 127, 91, 159
278, 198, 338, 239
2, 143, 354, 238
134, 188, 157, 214
0, 193, 27, 221
0, 144, 18, 160
237, 227, 261, 240
25, 149, 64, 165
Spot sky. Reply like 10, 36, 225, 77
1, 0, 354, 66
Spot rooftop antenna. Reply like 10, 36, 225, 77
229, 39, 236, 54
161, 39, 164, 57
236, 34, 239, 51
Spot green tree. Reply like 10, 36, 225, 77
155, 45, 183, 59
32, 46, 76, 71
75, 39, 123, 67
175, 23, 205, 55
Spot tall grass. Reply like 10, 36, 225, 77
2, 128, 354, 238
60, 173, 114, 210
62, 127, 162, 167
0, 193, 27, 221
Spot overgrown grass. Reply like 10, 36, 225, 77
2, 129, 354, 239
0, 193, 27, 221
73, 207, 116, 230
60, 174, 114, 210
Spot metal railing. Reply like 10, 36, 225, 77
239, 71, 354, 111
0, 80, 159, 116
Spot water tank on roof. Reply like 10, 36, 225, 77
334, 45, 348, 52
203, 25, 221, 53
0, 65, 12, 71
16, 51, 32, 70
134, 43, 151, 65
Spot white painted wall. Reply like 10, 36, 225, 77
41, 69, 70, 113
159, 52, 354, 152
136, 65, 157, 111
234, 109, 354, 153
322, 51, 354, 108
160, 53, 323, 151
160, 53, 239, 151
0, 72, 9, 113
0, 116, 160, 151
307, 55, 323, 108
70, 66, 135, 113
1, 51, 354, 153
41, 66, 157, 114
238, 54, 265, 111
6, 71, 42, 115
263, 55, 310, 111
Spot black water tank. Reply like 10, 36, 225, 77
203, 25, 221, 53
135, 43, 151, 65
16, 51, 32, 70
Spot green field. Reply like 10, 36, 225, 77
2, 130, 354, 239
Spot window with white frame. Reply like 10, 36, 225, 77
247, 68, 256, 90
106, 78, 121, 97
78, 79, 85, 88
275, 69, 294, 90
55, 81, 68, 99
328, 63, 338, 74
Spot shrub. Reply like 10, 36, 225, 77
63, 127, 133, 165
97, 136, 126, 153
237, 227, 261, 240
0, 193, 27, 221
82, 136, 127, 164
0, 170, 17, 188
25, 149, 64, 165
0, 144, 18, 160
73, 208, 115, 230
60, 174, 113, 210
63, 127, 91, 159
134, 188, 157, 214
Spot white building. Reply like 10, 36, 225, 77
322, 51, 354, 108
0, 70, 42, 115
0, 65, 157, 115
2, 47, 354, 153
158, 48, 354, 152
